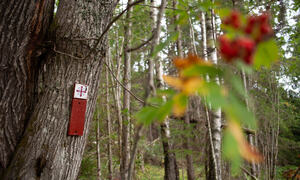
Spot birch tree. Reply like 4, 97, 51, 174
206, 4, 222, 180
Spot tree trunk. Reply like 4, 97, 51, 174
121, 0, 133, 179
206, 5, 222, 179
184, 105, 196, 180
1, 0, 116, 179
106, 49, 113, 180
96, 109, 102, 180
0, 0, 54, 175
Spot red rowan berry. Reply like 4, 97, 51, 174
219, 36, 239, 62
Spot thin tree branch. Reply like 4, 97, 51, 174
53, 45, 83, 60
240, 166, 258, 180
137, 4, 179, 10
53, 0, 145, 60
83, 0, 145, 60
103, 60, 146, 105
126, 33, 154, 52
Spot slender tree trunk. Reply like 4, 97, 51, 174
121, 0, 133, 179
1, 0, 116, 179
206, 4, 222, 179
174, 6, 195, 177
174, 0, 183, 57
188, 17, 197, 54
106, 48, 113, 180
96, 109, 102, 180
111, 32, 123, 161
184, 106, 196, 180
201, 6, 218, 180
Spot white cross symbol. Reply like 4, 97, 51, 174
76, 86, 87, 97
74, 84, 88, 99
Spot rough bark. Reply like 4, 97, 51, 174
1, 0, 115, 179
0, 0, 54, 175
121, 0, 133, 179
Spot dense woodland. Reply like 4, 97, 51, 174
0, 0, 299, 180
79, 0, 300, 179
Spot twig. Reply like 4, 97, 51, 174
240, 166, 258, 180
126, 34, 154, 52
103, 60, 145, 105
137, 4, 179, 10
53, 45, 83, 60
53, 0, 145, 60
83, 0, 145, 60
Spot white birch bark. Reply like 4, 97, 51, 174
206, 5, 222, 180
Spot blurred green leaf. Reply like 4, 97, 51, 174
156, 100, 174, 122
204, 82, 227, 109
254, 39, 279, 68
157, 89, 176, 96
230, 75, 247, 98
223, 129, 242, 175
182, 64, 223, 78
136, 107, 157, 126
225, 95, 256, 129
235, 61, 253, 74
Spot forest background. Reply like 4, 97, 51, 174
78, 0, 300, 179
0, 0, 299, 179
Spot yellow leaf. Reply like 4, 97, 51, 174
172, 94, 186, 117
228, 121, 263, 163
173, 54, 212, 70
182, 77, 204, 95
163, 75, 183, 90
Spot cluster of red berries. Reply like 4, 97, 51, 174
219, 11, 273, 64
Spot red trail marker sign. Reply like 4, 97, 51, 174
68, 83, 89, 136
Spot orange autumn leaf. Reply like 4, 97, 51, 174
182, 77, 204, 95
228, 121, 263, 163
163, 75, 203, 95
173, 54, 212, 70
163, 75, 183, 90
173, 100, 186, 117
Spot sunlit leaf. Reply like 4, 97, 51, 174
182, 64, 222, 78
216, 8, 231, 19
163, 75, 183, 90
173, 54, 210, 69
254, 39, 279, 68
182, 77, 204, 95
